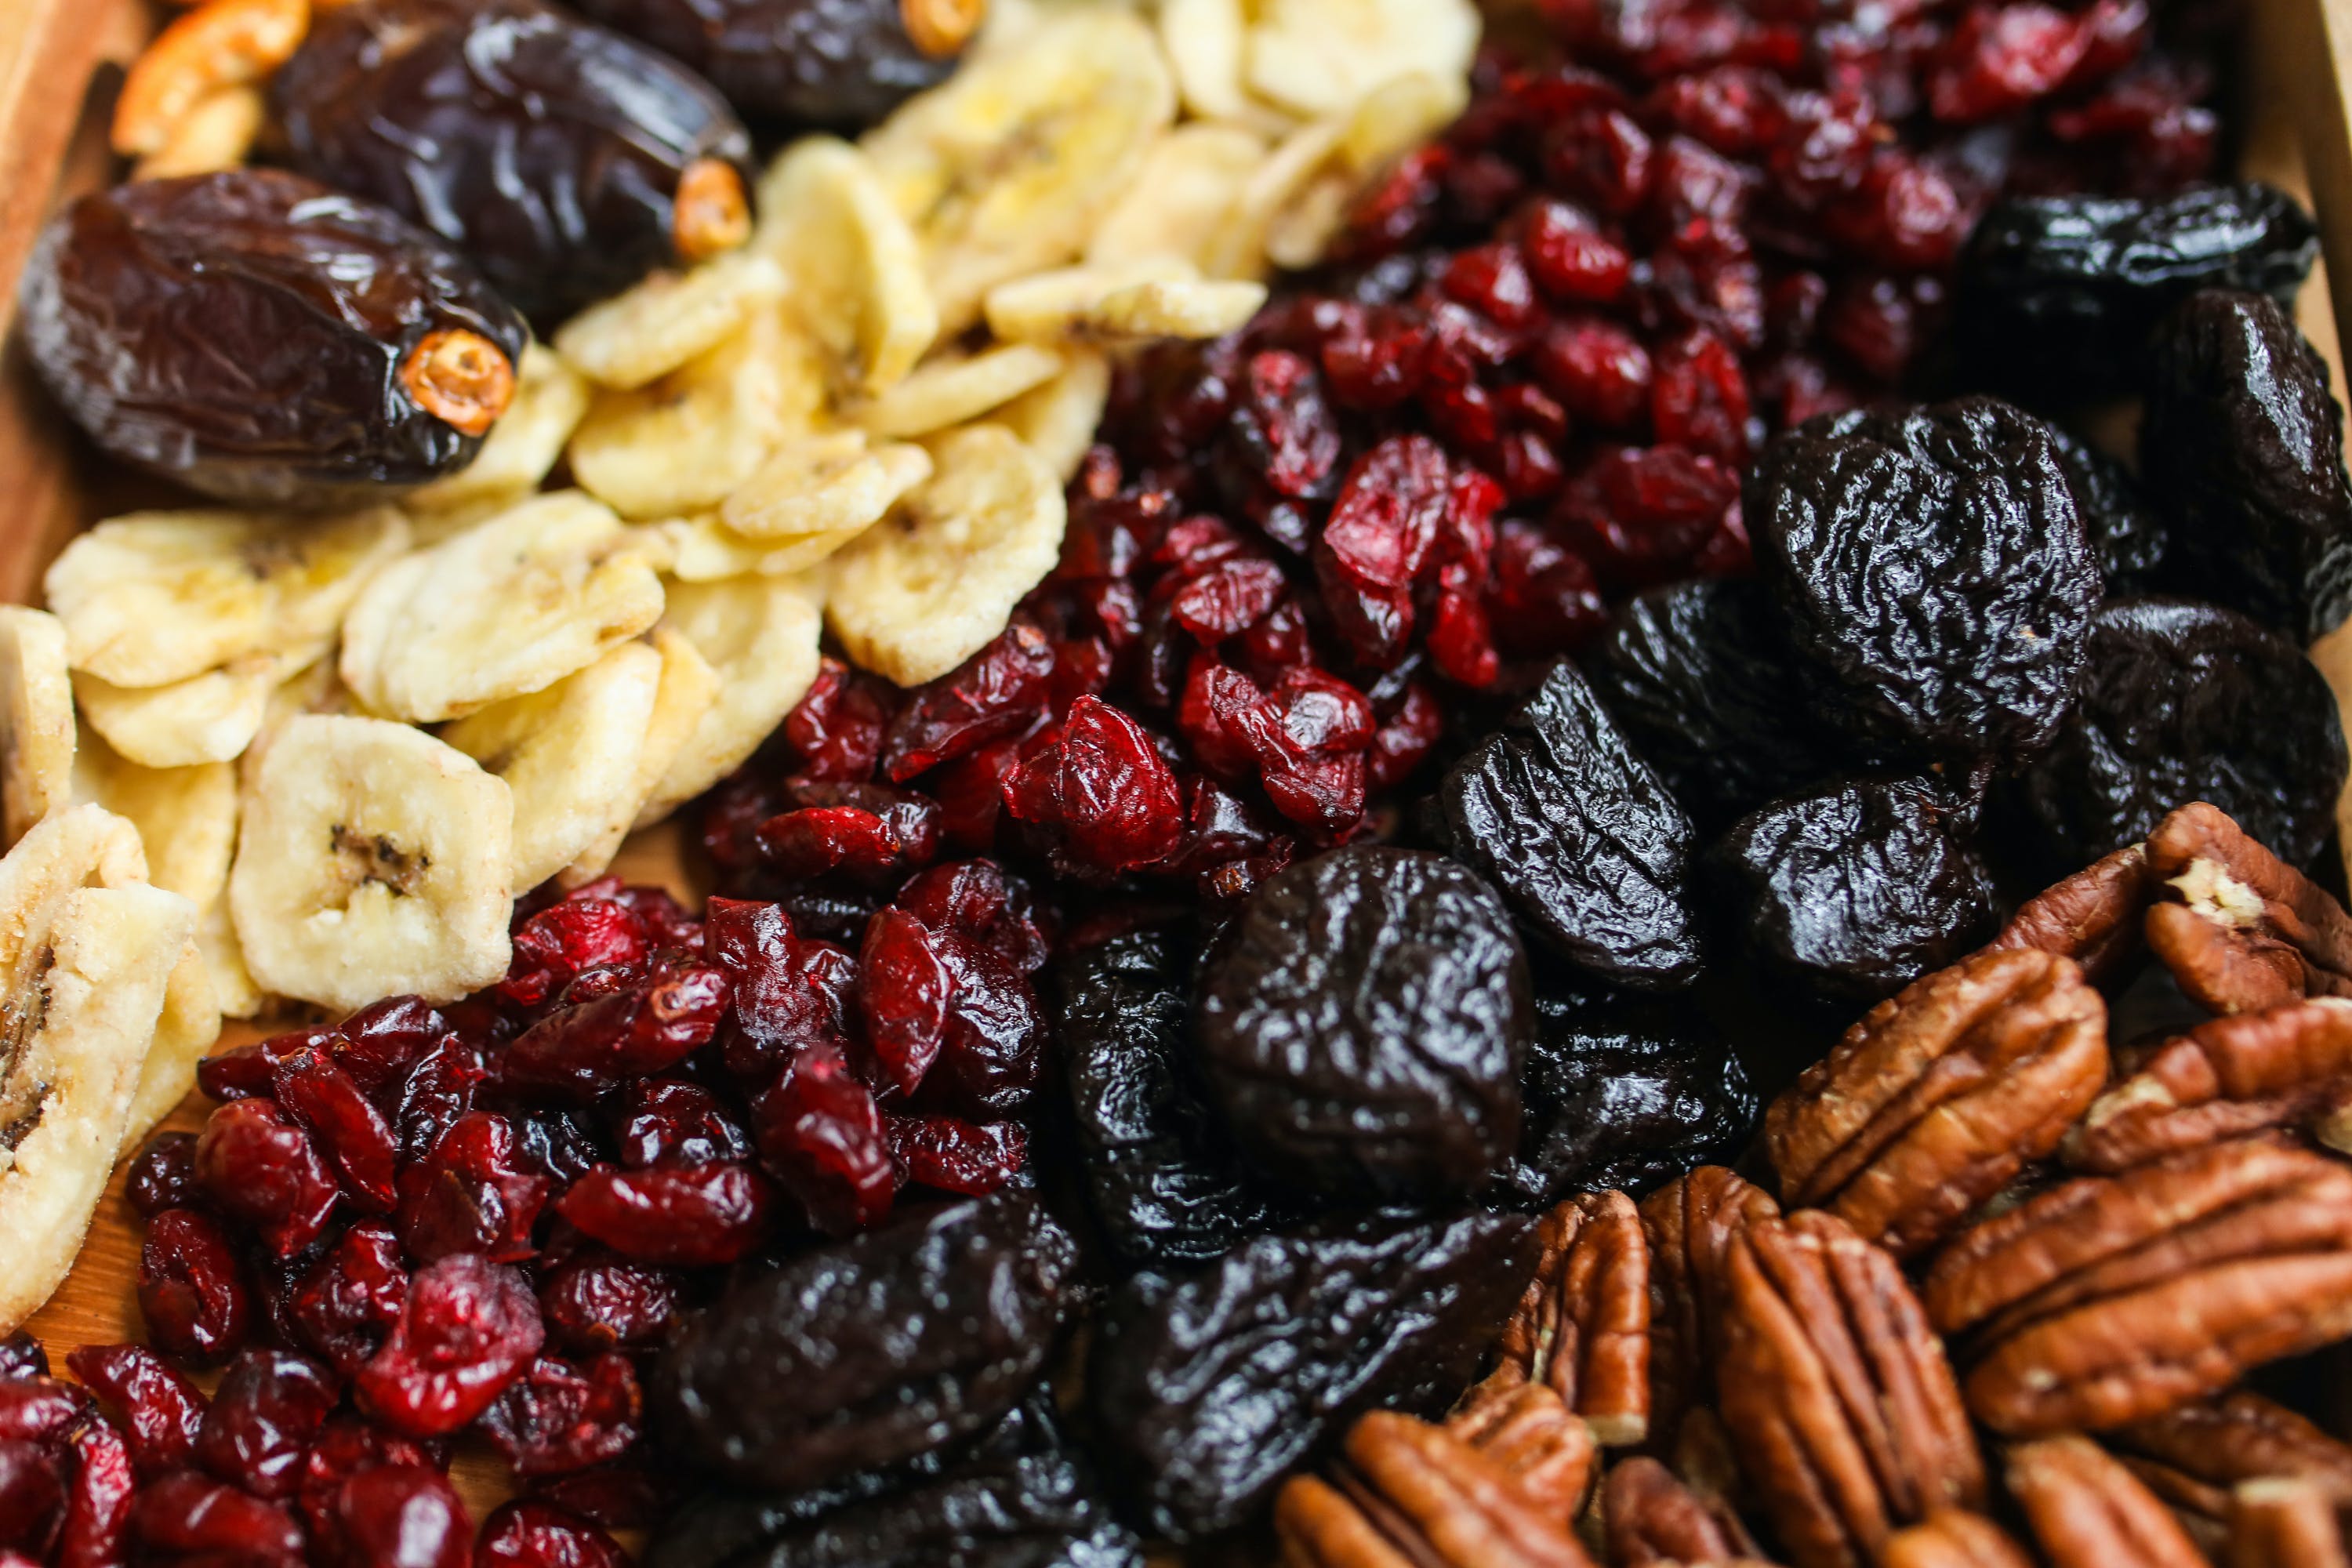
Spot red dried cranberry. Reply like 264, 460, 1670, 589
1001, 698, 1183, 876
882, 1115, 1025, 1196
1650, 328, 1753, 462
784, 656, 895, 783
319, 1464, 470, 1568
297, 1417, 445, 1543
707, 900, 858, 1080
0, 1341, 40, 1385
749, 1045, 894, 1236
196, 1027, 332, 1102
535, 1254, 680, 1355
477, 1501, 627, 1568
503, 956, 731, 1101
397, 1113, 551, 1264
1322, 312, 1431, 411
0, 1443, 61, 1555
125, 1133, 201, 1218
854, 909, 953, 1096
192, 1348, 336, 1500
1224, 669, 1377, 835
1646, 220, 1765, 348
879, 625, 1054, 782
354, 1254, 544, 1438
753, 785, 942, 886
332, 996, 449, 1103
194, 1099, 342, 1258
1167, 557, 1288, 645
0, 1381, 87, 1450
554, 1163, 771, 1266
54, 1417, 132, 1568
1519, 199, 1632, 304
289, 1222, 410, 1374
136, 1208, 252, 1363
66, 1345, 205, 1477
393, 1035, 488, 1166
1824, 270, 1941, 385
274, 1045, 400, 1213
1316, 434, 1455, 669
502, 901, 652, 1011
891, 861, 1050, 975
1545, 103, 1653, 215
129, 1470, 303, 1563
1929, 2, 2089, 122
1365, 680, 1445, 793
615, 1079, 748, 1169
1490, 521, 1608, 659
477, 1355, 641, 1477
522, 1465, 665, 1530
1220, 350, 1342, 503
1554, 444, 1738, 589
1439, 242, 1540, 329
1533, 317, 1652, 430
1821, 152, 1973, 271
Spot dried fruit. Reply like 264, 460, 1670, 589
354, 1253, 546, 1438
192, 1348, 337, 1500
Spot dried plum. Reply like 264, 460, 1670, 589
2141, 289, 2352, 641
18, 170, 525, 506
1194, 848, 1529, 1203
1431, 662, 1703, 989
1088, 1207, 1537, 1541
1748, 397, 2100, 768
2045, 422, 2168, 593
1958, 183, 2318, 401
1584, 579, 1851, 832
2014, 597, 2347, 871
652, 1189, 1076, 1491
571, 0, 978, 131
275, 0, 754, 323
1054, 929, 1302, 1268
1705, 775, 1997, 1007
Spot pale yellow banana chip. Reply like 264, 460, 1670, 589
1087, 277, 1268, 339
122, 942, 220, 1151
829, 424, 1065, 686
1087, 122, 1269, 270
757, 137, 938, 397
569, 303, 826, 520
561, 628, 719, 885
441, 640, 665, 893
73, 654, 292, 770
44, 506, 409, 689
996, 349, 1112, 482
722, 432, 933, 542
853, 343, 1066, 441
861, 7, 1176, 332
0, 607, 74, 850
554, 253, 790, 391
659, 515, 874, 582
197, 897, 263, 1019
633, 576, 824, 828
407, 342, 591, 514
981, 258, 1197, 340
1158, 0, 1254, 122
230, 716, 514, 1011
71, 731, 237, 914
239, 657, 361, 797
339, 492, 666, 724
1243, 0, 1479, 118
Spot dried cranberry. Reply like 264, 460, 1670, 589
784, 656, 895, 784
503, 956, 731, 1101
478, 1355, 640, 1477
881, 1115, 1025, 1197
296, 1417, 444, 1543
125, 1133, 201, 1218
0, 1342, 38, 1385
318, 1464, 469, 1568
708, 901, 858, 1081
510, 1108, 605, 1189
1929, 2, 2089, 122
854, 909, 953, 1096
136, 1208, 252, 1363
194, 1098, 344, 1258
1554, 444, 1738, 590
503, 902, 651, 1011
288, 1223, 410, 1374
891, 861, 1051, 975
396, 1112, 550, 1264
476, 1501, 627, 1568
535, 1254, 680, 1356
274, 1045, 400, 1213
333, 996, 449, 1103
354, 1254, 544, 1438
128, 1470, 303, 1563
614, 1079, 749, 1169
66, 1345, 205, 1478
0, 1442, 61, 1555
1220, 350, 1342, 503
554, 1163, 770, 1267
54, 1417, 132, 1568
521, 1465, 664, 1530
0, 1381, 86, 1448
1001, 697, 1183, 876
193, 1348, 337, 1500
1651, 328, 1753, 461
880, 626, 1054, 781
393, 1036, 488, 1165
754, 784, 942, 886
196, 1028, 331, 1102
750, 1045, 895, 1236
1534, 316, 1652, 430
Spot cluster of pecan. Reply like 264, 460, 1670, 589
1275, 801, 2352, 1568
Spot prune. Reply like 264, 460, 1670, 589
2045, 420, 2168, 593
1431, 662, 1704, 989
2013, 597, 2348, 871
1958, 183, 2318, 401
571, 0, 978, 130
1194, 848, 1529, 1202
652, 1189, 1077, 1491
1055, 929, 1301, 1268
1748, 397, 2100, 768
1584, 578, 1850, 831
1500, 994, 1759, 1206
274, 0, 755, 322
2140, 289, 2352, 640
1706, 774, 1998, 1006
18, 169, 525, 505
1088, 1207, 1537, 1541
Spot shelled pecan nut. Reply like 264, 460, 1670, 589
2005, 1434, 2212, 1567
1641, 1166, 1780, 1443
1764, 949, 2108, 1259
1878, 1508, 2037, 1568
1922, 1136, 2352, 1435
2064, 998, 2352, 1171
1715, 1210, 1985, 1568
2230, 1477, 2352, 1568
1448, 1383, 1599, 1523
1475, 1191, 1651, 1446
2111, 1390, 2352, 1532
2144, 803, 2352, 1016
1601, 1454, 1766, 1566
1985, 841, 2158, 983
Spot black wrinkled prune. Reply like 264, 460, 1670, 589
1432, 662, 1704, 989
275, 0, 754, 323
2015, 597, 2348, 872
1706, 775, 1997, 1007
1498, 994, 1759, 1207
571, 0, 974, 131
1749, 397, 2100, 769
652, 1189, 1076, 1492
1088, 1207, 1538, 1541
1194, 848, 1529, 1203
1055, 930, 1303, 1267
1584, 579, 1851, 832
2045, 422, 2168, 593
19, 170, 526, 506
1958, 183, 2318, 401
2141, 289, 2352, 641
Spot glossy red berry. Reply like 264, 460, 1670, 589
136, 1209, 251, 1363
354, 1254, 544, 1438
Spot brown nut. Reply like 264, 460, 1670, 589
1601, 1455, 1765, 1566
2109, 1391, 2352, 1534
1878, 1508, 2038, 1568
1641, 1167, 1780, 1445
114, 0, 307, 158
1922, 1136, 2352, 1436
1765, 949, 2109, 1259
2065, 999, 2352, 1173
2145, 803, 2352, 1016
1475, 1192, 1651, 1446
1715, 1210, 1985, 1568
2006, 1434, 2212, 1568
1448, 1384, 1599, 1524
1985, 841, 2158, 984
2230, 1477, 2352, 1568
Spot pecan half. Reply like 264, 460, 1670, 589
1641, 1167, 1780, 1443
1602, 1454, 1766, 1566
2064, 998, 2352, 1172
2230, 1477, 2352, 1568
1476, 1192, 1651, 1446
1715, 1210, 1984, 1568
2110, 1391, 2352, 1534
1922, 1136, 2352, 1435
1449, 1383, 1599, 1523
1878, 1509, 2036, 1568
2005, 1434, 2211, 1568
1765, 949, 2109, 1259
2145, 803, 2352, 1016
1985, 840, 2157, 983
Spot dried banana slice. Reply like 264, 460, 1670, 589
852, 344, 1066, 441
44, 506, 409, 690
860, 7, 1176, 332
982, 258, 1195, 339
633, 575, 823, 829
71, 732, 237, 914
407, 342, 591, 515
230, 716, 514, 1011
441, 641, 665, 893
757, 137, 938, 397
1158, 0, 1254, 124
1087, 277, 1267, 339
1243, 0, 1479, 119
554, 253, 790, 392
197, 898, 262, 1020
1087, 123, 1269, 270
239, 656, 359, 796
722, 432, 933, 542
339, 492, 666, 724
560, 628, 718, 887
997, 349, 1111, 482
0, 608, 74, 850
122, 942, 220, 1151
829, 424, 1066, 685
569, 303, 826, 520
659, 515, 873, 582
73, 654, 289, 770
0, 878, 195, 1333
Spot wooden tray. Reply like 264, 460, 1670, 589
3, 0, 2352, 1534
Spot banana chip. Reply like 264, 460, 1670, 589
659, 515, 873, 583
722, 432, 933, 542
1087, 277, 1268, 339
0, 608, 74, 850
860, 7, 1176, 332
554, 253, 791, 392
44, 506, 409, 690
123, 942, 221, 1151
1243, 0, 1479, 118
852, 343, 1066, 441
442, 641, 665, 893
339, 492, 666, 724
239, 656, 359, 796
757, 137, 938, 397
71, 732, 237, 914
406, 342, 591, 515
1158, 0, 1254, 123
230, 716, 514, 1011
829, 424, 1066, 686
633, 576, 823, 829
73, 654, 289, 770
1087, 123, 1268, 270
981, 259, 1196, 340
562, 628, 718, 885
197, 897, 262, 1020
997, 349, 1112, 482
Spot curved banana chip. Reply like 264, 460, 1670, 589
722, 431, 933, 543
757, 137, 938, 397
0, 608, 74, 850
407, 342, 591, 517
633, 575, 823, 829
981, 258, 1196, 341
73, 654, 289, 770
71, 732, 237, 916
852, 343, 1066, 441
197, 898, 262, 1021
1243, 0, 1479, 118
554, 253, 789, 392
122, 942, 220, 1152
1157, 0, 1255, 124
659, 515, 873, 583
997, 349, 1112, 483
561, 628, 717, 887
1087, 123, 1269, 271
